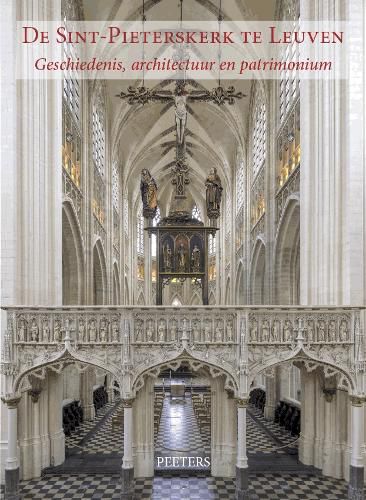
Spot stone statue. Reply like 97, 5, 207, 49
204, 321, 211, 342
271, 321, 279, 342
177, 243, 186, 272
215, 323, 223, 342
307, 320, 314, 342
170, 320, 177, 342
158, 320, 165, 342
205, 167, 223, 219
328, 320, 337, 342
250, 321, 258, 342
42, 319, 50, 343
100, 319, 107, 342
140, 169, 158, 218
339, 320, 348, 342
31, 319, 38, 342
226, 322, 233, 342
175, 94, 187, 145
54, 320, 61, 342
112, 321, 119, 342
261, 320, 270, 342
89, 320, 97, 342
146, 320, 154, 342
192, 321, 200, 343
18, 319, 25, 342
317, 320, 326, 342
78, 319, 86, 342
191, 245, 201, 272
163, 243, 172, 271
283, 320, 292, 342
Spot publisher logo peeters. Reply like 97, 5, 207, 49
156, 456, 210, 468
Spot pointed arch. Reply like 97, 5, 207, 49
112, 262, 121, 304
235, 261, 246, 305
62, 201, 85, 305
92, 239, 107, 305
274, 196, 300, 305
250, 238, 266, 304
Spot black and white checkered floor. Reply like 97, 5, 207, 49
12, 397, 357, 498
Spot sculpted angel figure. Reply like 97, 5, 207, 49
140, 169, 158, 218
42, 319, 50, 343
18, 319, 25, 342
31, 319, 39, 342
177, 243, 186, 272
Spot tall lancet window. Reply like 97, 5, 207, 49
112, 162, 120, 254
92, 86, 106, 235
62, 4, 82, 195
92, 104, 105, 177
279, 0, 300, 123
136, 209, 145, 280
252, 86, 266, 180
236, 159, 245, 212
250, 83, 266, 230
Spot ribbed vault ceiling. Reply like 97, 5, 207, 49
83, 0, 276, 214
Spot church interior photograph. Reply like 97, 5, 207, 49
1, 0, 366, 499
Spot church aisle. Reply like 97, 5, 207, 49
8, 397, 354, 499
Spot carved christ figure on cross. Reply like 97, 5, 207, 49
175, 94, 187, 145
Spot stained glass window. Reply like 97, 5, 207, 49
252, 88, 266, 179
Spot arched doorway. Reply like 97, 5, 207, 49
132, 357, 238, 479
62, 203, 84, 305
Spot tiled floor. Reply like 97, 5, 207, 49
155, 395, 210, 471
7, 398, 358, 499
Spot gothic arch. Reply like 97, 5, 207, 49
62, 201, 85, 305
235, 261, 246, 305
137, 292, 145, 305
93, 239, 107, 305
112, 262, 121, 304
124, 276, 130, 304
12, 348, 122, 394
248, 346, 357, 396
132, 354, 238, 397
274, 197, 300, 305
250, 238, 266, 304
225, 277, 231, 304
208, 291, 216, 305
190, 293, 201, 305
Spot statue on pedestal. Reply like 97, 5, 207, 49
163, 243, 173, 271
205, 167, 223, 220
177, 243, 186, 272
140, 169, 158, 219
191, 245, 201, 272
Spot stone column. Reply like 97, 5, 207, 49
121, 398, 134, 500
299, 371, 316, 465
80, 368, 96, 421
263, 374, 276, 421
348, 396, 365, 500
1, 394, 21, 500
48, 372, 65, 467
236, 397, 249, 500
29, 390, 42, 478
